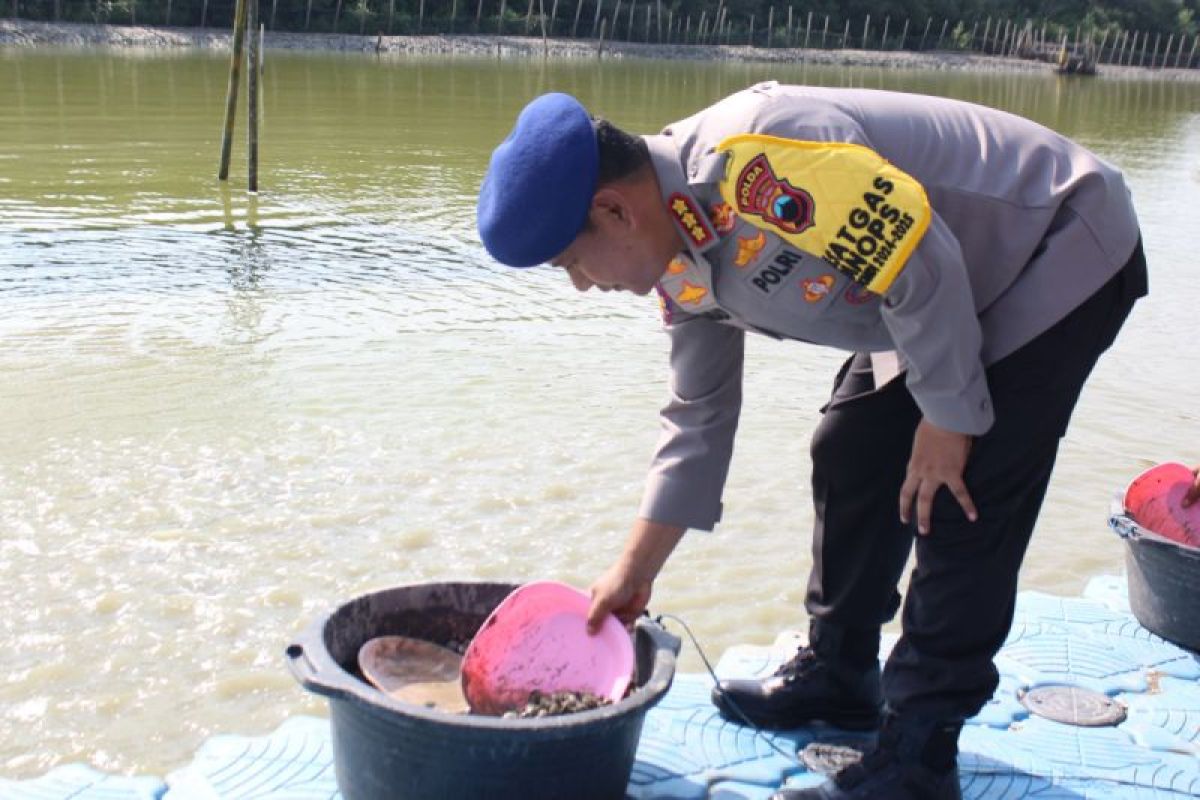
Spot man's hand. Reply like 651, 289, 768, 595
1183, 465, 1200, 508
587, 560, 653, 632
899, 418, 978, 535
586, 519, 686, 634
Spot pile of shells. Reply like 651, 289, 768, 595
504, 690, 613, 719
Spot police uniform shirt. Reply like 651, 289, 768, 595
639, 82, 1141, 532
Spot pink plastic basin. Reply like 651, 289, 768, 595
1125, 462, 1200, 548
460, 581, 634, 715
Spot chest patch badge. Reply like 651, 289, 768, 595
843, 283, 874, 305
668, 193, 717, 248
676, 281, 710, 306
802, 275, 836, 303
735, 153, 815, 236
749, 248, 806, 296
709, 202, 737, 235
734, 231, 767, 268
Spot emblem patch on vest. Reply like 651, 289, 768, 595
735, 153, 815, 236
733, 231, 767, 267
668, 193, 716, 247
802, 275, 836, 303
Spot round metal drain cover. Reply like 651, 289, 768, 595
799, 742, 865, 775
1020, 684, 1126, 727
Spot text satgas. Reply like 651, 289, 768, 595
822, 177, 916, 288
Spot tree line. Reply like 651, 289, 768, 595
8, 0, 1198, 47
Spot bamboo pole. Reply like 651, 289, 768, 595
899, 18, 908, 51
749, 14, 754, 47
166, 0, 172, 25
498, 0, 505, 34
785, 6, 792, 46
644, 3, 650, 42
1149, 33, 1160, 68
1172, 31, 1186, 68
303, 0, 310, 30
967, 20, 976, 52
626, 0, 633, 41
1097, 28, 1109, 63
218, 0, 249, 181
524, 0, 533, 35
201, 0, 209, 27
597, 15, 606, 55
247, 0, 259, 193
1162, 34, 1174, 68
841, 18, 849, 49
766, 6, 772, 48
1187, 34, 1198, 69
684, 15, 690, 44
474, 0, 482, 31
937, 18, 947, 49
861, 15, 869, 49
821, 14, 827, 48
921, 17, 932, 51
666, 8, 671, 43
538, 0, 548, 54
593, 0, 603, 38
548, 0, 558, 36
571, 0, 581, 37
334, 0, 342, 30
697, 10, 706, 44
881, 15, 889, 50
612, 0, 621, 37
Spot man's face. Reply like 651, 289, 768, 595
550, 185, 679, 296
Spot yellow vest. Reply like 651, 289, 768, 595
714, 134, 931, 294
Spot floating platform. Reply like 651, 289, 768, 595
4, 576, 1198, 799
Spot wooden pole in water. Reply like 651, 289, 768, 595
571, 0, 582, 37
644, 3, 650, 42
524, 0, 533, 35
626, 0, 634, 40
218, 0, 249, 181
304, 0, 311, 30
899, 18, 908, 50
1175, 33, 1188, 68
861, 15, 869, 49
597, 15, 606, 55
922, 17, 932, 50
937, 18, 947, 49
766, 7, 772, 48
1186, 34, 1198, 69
1096, 28, 1109, 63
821, 14, 827, 48
270, 0, 277, 29
1149, 32, 1160, 68
538, 0, 548, 54
749, 14, 754, 47
1162, 34, 1174, 68
840, 18, 849, 49
548, 0, 558, 36
498, 0, 505, 34
474, 0, 482, 32
247, 0, 259, 193
880, 16, 889, 49
166, 0, 172, 25
593, 0, 603, 38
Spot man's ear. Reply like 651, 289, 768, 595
590, 186, 637, 232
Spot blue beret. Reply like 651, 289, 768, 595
477, 93, 599, 268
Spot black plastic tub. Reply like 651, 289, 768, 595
286, 581, 679, 800
1111, 510, 1200, 652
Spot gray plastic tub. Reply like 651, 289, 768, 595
286, 581, 679, 800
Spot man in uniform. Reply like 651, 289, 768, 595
476, 85, 1146, 800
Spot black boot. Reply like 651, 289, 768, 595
772, 714, 964, 800
710, 621, 882, 731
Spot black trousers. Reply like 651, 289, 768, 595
804, 242, 1148, 721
